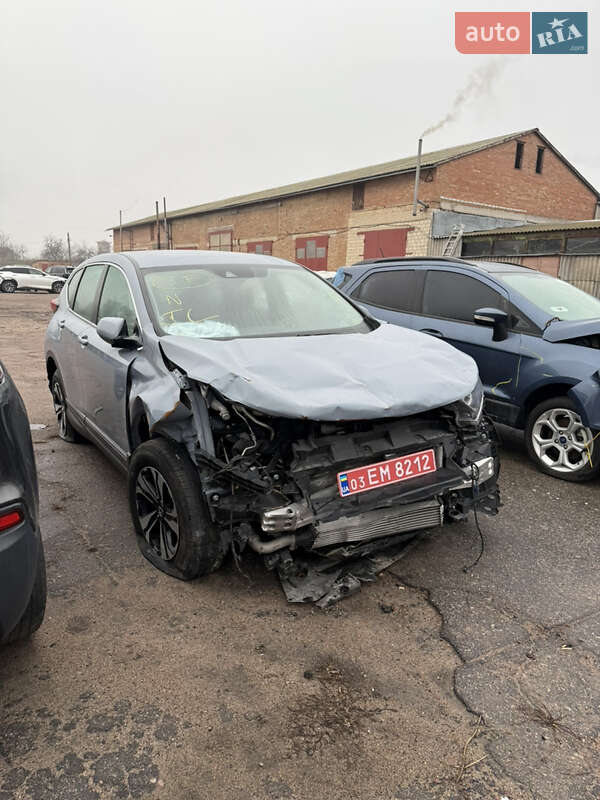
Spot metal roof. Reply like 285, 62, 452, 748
463, 219, 600, 237
116, 128, 585, 231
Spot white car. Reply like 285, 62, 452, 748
0, 266, 65, 294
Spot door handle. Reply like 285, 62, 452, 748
78, 334, 89, 347
420, 328, 443, 338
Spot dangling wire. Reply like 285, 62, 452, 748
463, 462, 485, 572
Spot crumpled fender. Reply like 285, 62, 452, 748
568, 371, 600, 429
125, 351, 198, 453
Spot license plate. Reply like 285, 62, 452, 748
337, 448, 436, 498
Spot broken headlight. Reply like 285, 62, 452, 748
452, 378, 484, 426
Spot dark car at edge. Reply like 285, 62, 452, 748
0, 361, 46, 644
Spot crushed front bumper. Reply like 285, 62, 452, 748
249, 416, 500, 555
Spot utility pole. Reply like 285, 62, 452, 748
155, 201, 161, 250
66, 232, 72, 265
163, 197, 169, 249
119, 210, 123, 252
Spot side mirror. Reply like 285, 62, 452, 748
97, 317, 138, 348
473, 307, 509, 342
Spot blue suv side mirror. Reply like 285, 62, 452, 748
473, 307, 509, 342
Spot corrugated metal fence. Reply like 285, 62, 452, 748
558, 255, 600, 299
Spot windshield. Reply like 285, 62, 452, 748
502, 273, 600, 322
143, 262, 370, 339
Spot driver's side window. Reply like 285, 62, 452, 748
97, 266, 139, 337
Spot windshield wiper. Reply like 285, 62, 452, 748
544, 316, 561, 331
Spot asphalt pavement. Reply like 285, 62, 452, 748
1, 292, 599, 800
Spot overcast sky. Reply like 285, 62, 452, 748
2, 0, 599, 256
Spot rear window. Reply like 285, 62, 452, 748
67, 269, 84, 306
423, 271, 507, 322
72, 264, 105, 322
352, 270, 420, 313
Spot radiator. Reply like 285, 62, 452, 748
311, 498, 443, 549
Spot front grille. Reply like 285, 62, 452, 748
311, 498, 443, 549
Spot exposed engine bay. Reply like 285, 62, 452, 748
171, 375, 500, 598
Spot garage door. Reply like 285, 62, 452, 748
363, 228, 408, 259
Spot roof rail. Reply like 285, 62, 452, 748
352, 255, 474, 266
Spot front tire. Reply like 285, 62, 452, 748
525, 397, 600, 482
51, 281, 63, 294
51, 370, 81, 443
128, 438, 227, 580
1, 280, 17, 293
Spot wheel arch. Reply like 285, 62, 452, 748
520, 382, 578, 426
46, 355, 58, 386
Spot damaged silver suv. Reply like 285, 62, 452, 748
45, 251, 500, 582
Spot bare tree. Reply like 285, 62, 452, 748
41, 235, 66, 261
0, 231, 28, 265
72, 242, 96, 264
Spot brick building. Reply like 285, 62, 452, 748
112, 129, 600, 270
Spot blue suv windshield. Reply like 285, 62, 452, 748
502, 273, 600, 322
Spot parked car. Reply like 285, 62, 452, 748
0, 360, 46, 644
0, 266, 65, 294
45, 251, 499, 581
45, 265, 74, 279
335, 256, 600, 481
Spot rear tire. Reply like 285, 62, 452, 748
51, 281, 63, 294
4, 546, 46, 644
525, 396, 600, 482
128, 438, 227, 580
51, 369, 82, 443
1, 280, 17, 293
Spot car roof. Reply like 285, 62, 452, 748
117, 249, 295, 270
346, 256, 535, 277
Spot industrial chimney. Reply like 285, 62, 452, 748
412, 138, 423, 217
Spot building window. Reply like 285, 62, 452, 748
514, 141, 524, 170
565, 236, 600, 254
208, 230, 233, 251
528, 237, 562, 255
363, 228, 408, 259
461, 240, 492, 257
247, 241, 272, 255
352, 183, 365, 211
295, 236, 328, 270
535, 147, 545, 174
492, 238, 526, 256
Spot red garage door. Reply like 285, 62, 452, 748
247, 241, 272, 255
363, 228, 408, 259
295, 236, 329, 270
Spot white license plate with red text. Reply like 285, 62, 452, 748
337, 448, 436, 498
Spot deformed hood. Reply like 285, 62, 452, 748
543, 318, 600, 343
160, 322, 479, 421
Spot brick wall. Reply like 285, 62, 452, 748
115, 133, 598, 268
437, 132, 597, 220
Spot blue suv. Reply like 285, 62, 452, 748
335, 257, 600, 482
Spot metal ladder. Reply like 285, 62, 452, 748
443, 224, 464, 256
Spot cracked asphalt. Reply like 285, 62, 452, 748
1, 293, 599, 800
